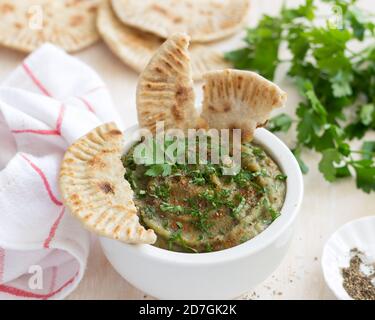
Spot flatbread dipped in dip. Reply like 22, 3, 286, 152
59, 33, 287, 252
201, 69, 287, 142
59, 122, 156, 244
136, 33, 202, 133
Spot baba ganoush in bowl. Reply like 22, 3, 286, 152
100, 125, 303, 299
59, 34, 304, 299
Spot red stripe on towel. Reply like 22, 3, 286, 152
20, 154, 63, 206
22, 63, 52, 97
12, 104, 65, 136
11, 129, 59, 135
0, 272, 77, 299
0, 248, 5, 283
55, 104, 65, 134
77, 96, 95, 113
47, 266, 58, 297
43, 207, 65, 249
84, 85, 106, 95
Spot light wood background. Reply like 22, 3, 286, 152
0, 0, 373, 299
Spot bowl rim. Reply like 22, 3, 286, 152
110, 125, 304, 265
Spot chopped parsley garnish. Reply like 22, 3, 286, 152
176, 221, 183, 229
205, 243, 213, 252
233, 169, 254, 187
160, 202, 184, 214
152, 183, 170, 200
123, 135, 286, 253
276, 174, 288, 181
231, 195, 246, 218
143, 206, 156, 218
168, 229, 183, 250
191, 176, 206, 185
252, 147, 266, 159
262, 198, 281, 222
200, 189, 232, 208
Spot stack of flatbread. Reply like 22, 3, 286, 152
0, 0, 102, 52
59, 33, 287, 245
97, 0, 251, 80
0, 0, 250, 80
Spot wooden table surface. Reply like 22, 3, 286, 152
0, 0, 374, 300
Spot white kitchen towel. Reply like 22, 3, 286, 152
0, 44, 122, 299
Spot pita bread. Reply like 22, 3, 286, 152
59, 122, 157, 244
201, 69, 287, 141
0, 0, 101, 53
111, 0, 250, 43
97, 1, 230, 81
136, 33, 200, 133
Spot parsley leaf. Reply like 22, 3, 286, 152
268, 113, 293, 133
225, 16, 283, 80
360, 104, 374, 126
361, 141, 375, 160
352, 160, 375, 193
292, 147, 309, 174
319, 149, 343, 182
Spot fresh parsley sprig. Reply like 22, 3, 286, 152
226, 0, 375, 193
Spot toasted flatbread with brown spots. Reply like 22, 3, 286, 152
97, 1, 230, 81
136, 33, 201, 133
59, 122, 157, 244
201, 69, 287, 141
111, 0, 250, 43
0, 0, 101, 53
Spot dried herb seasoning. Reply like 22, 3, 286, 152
342, 248, 375, 300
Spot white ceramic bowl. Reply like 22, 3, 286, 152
322, 216, 375, 300
100, 127, 304, 299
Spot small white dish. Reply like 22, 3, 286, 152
322, 216, 375, 300
100, 126, 304, 299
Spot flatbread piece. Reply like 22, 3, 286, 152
136, 33, 200, 133
97, 1, 230, 80
59, 122, 157, 244
201, 69, 287, 141
0, 0, 101, 53
111, 0, 250, 43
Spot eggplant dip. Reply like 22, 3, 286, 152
122, 138, 286, 253
59, 35, 288, 249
